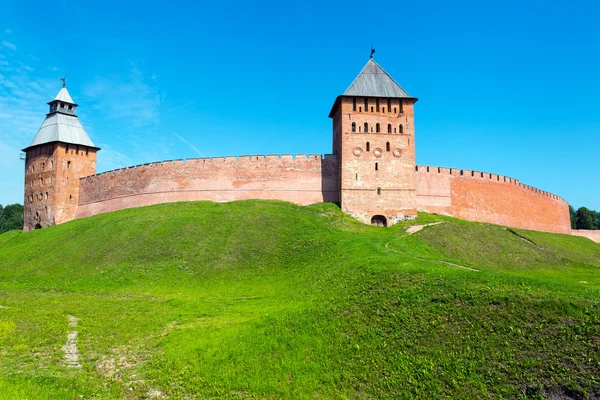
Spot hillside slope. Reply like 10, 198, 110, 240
0, 200, 599, 399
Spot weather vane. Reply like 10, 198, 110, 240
60, 77, 66, 88
370, 45, 376, 59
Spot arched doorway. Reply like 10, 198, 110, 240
370, 215, 387, 227
34, 223, 42, 230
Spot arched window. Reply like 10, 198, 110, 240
399, 124, 404, 134
364, 123, 368, 133
377, 188, 382, 195
376, 123, 380, 133
387, 124, 392, 133
67, 161, 71, 168
376, 99, 380, 112
351, 122, 356, 132
386, 142, 390, 151
366, 142, 370, 152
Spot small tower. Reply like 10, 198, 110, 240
22, 84, 100, 231
329, 59, 418, 226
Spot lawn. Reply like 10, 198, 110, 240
0, 201, 598, 399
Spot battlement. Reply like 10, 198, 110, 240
81, 154, 337, 181
416, 165, 566, 204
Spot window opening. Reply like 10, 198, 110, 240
377, 187, 382, 195
351, 122, 356, 132
376, 123, 380, 133
388, 124, 392, 133
366, 142, 370, 151
352, 97, 356, 111
386, 142, 390, 151
364, 98, 368, 111
364, 122, 368, 133
399, 124, 404, 134
376, 99, 380, 112
387, 99, 391, 112
375, 162, 379, 171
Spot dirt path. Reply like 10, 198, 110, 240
405, 221, 445, 235
62, 315, 81, 368
385, 222, 480, 272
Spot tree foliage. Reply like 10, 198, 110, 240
0, 204, 24, 234
571, 206, 599, 230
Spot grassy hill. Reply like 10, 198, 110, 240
0, 200, 598, 399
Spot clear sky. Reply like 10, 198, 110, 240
1, 0, 598, 210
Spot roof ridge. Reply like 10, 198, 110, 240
342, 59, 412, 98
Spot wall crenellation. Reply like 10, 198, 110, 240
82, 154, 335, 181
416, 165, 566, 204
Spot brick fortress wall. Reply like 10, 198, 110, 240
416, 166, 571, 234
76, 154, 339, 219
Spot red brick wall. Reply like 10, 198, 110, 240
23, 143, 97, 231
76, 154, 339, 219
570, 230, 600, 243
416, 166, 571, 234
333, 96, 417, 225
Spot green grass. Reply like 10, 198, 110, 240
0, 200, 598, 399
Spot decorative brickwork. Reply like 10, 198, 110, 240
331, 96, 417, 226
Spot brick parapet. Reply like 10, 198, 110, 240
416, 165, 571, 233
76, 154, 339, 219
415, 165, 567, 204
570, 230, 600, 243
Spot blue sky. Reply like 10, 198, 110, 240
1, 0, 598, 210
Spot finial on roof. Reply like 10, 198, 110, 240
60, 77, 66, 88
370, 45, 376, 59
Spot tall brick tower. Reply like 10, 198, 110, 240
22, 84, 99, 231
329, 58, 418, 226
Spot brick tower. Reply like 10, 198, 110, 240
22, 84, 99, 231
329, 58, 418, 226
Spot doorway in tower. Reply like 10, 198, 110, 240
370, 215, 387, 227
34, 223, 42, 230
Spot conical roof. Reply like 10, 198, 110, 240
343, 59, 411, 98
23, 88, 97, 151
52, 87, 75, 104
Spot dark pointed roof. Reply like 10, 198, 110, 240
343, 59, 412, 98
23, 87, 97, 151
329, 59, 416, 117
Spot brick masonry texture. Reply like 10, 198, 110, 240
416, 166, 571, 234
75, 155, 339, 219
571, 230, 600, 242
24, 143, 97, 231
